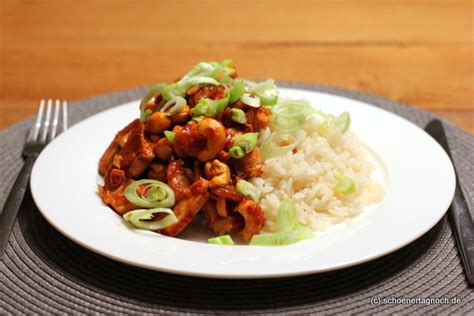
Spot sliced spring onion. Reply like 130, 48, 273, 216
236, 179, 260, 201
240, 93, 260, 108
182, 60, 235, 81
251, 79, 279, 106
277, 199, 297, 232
334, 111, 351, 133
221, 59, 234, 68
229, 146, 245, 159
123, 208, 177, 231
271, 100, 314, 132
233, 132, 258, 153
272, 100, 312, 118
229, 80, 245, 104
191, 99, 215, 116
164, 130, 176, 142
334, 173, 357, 195
192, 116, 204, 122
178, 76, 219, 92
273, 115, 306, 132
139, 83, 166, 121
257, 90, 279, 106
162, 83, 185, 101
250, 198, 314, 246
252, 79, 275, 93
160, 96, 186, 116
260, 129, 307, 161
208, 235, 235, 245
307, 109, 329, 125
249, 225, 314, 246
213, 59, 236, 80
216, 72, 233, 84
230, 108, 247, 124
182, 62, 214, 79
124, 179, 176, 208
191, 96, 229, 117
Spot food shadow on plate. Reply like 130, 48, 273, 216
18, 188, 446, 311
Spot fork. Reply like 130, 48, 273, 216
0, 99, 68, 256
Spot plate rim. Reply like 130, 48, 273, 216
30, 87, 456, 279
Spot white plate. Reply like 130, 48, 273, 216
30, 88, 455, 279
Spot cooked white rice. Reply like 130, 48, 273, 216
252, 116, 385, 233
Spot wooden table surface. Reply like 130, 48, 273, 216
1, 0, 473, 134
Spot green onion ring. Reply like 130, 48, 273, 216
249, 225, 314, 246
160, 96, 186, 116
208, 235, 235, 245
123, 208, 177, 231
164, 130, 176, 142
233, 132, 258, 153
334, 173, 357, 195
229, 80, 246, 104
124, 179, 175, 208
229, 146, 245, 159
277, 199, 297, 232
162, 83, 185, 102
139, 83, 166, 121
178, 76, 219, 92
260, 130, 307, 161
240, 93, 260, 108
230, 108, 247, 124
236, 179, 260, 201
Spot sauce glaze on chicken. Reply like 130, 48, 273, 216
98, 65, 271, 240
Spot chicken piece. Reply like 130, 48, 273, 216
188, 84, 227, 106
202, 200, 220, 227
99, 178, 137, 215
154, 137, 173, 161
170, 125, 188, 158
148, 162, 167, 182
204, 159, 231, 189
224, 128, 243, 149
217, 107, 234, 128
246, 107, 271, 132
234, 199, 264, 241
202, 200, 242, 234
99, 142, 120, 176
104, 168, 126, 191
211, 185, 244, 202
230, 100, 246, 110
167, 160, 192, 200
193, 161, 205, 181
242, 123, 254, 133
99, 119, 141, 175
217, 150, 231, 163
100, 119, 155, 178
233, 148, 263, 179
118, 121, 155, 178
160, 179, 210, 236
212, 215, 243, 235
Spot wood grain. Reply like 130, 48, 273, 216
1, 0, 472, 134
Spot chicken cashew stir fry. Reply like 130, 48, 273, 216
98, 60, 279, 244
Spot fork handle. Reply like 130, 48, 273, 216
0, 154, 39, 256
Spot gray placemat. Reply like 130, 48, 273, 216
0, 83, 473, 314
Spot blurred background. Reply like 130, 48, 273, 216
0, 0, 472, 133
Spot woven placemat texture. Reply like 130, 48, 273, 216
0, 83, 473, 314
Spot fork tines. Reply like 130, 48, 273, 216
29, 99, 68, 143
